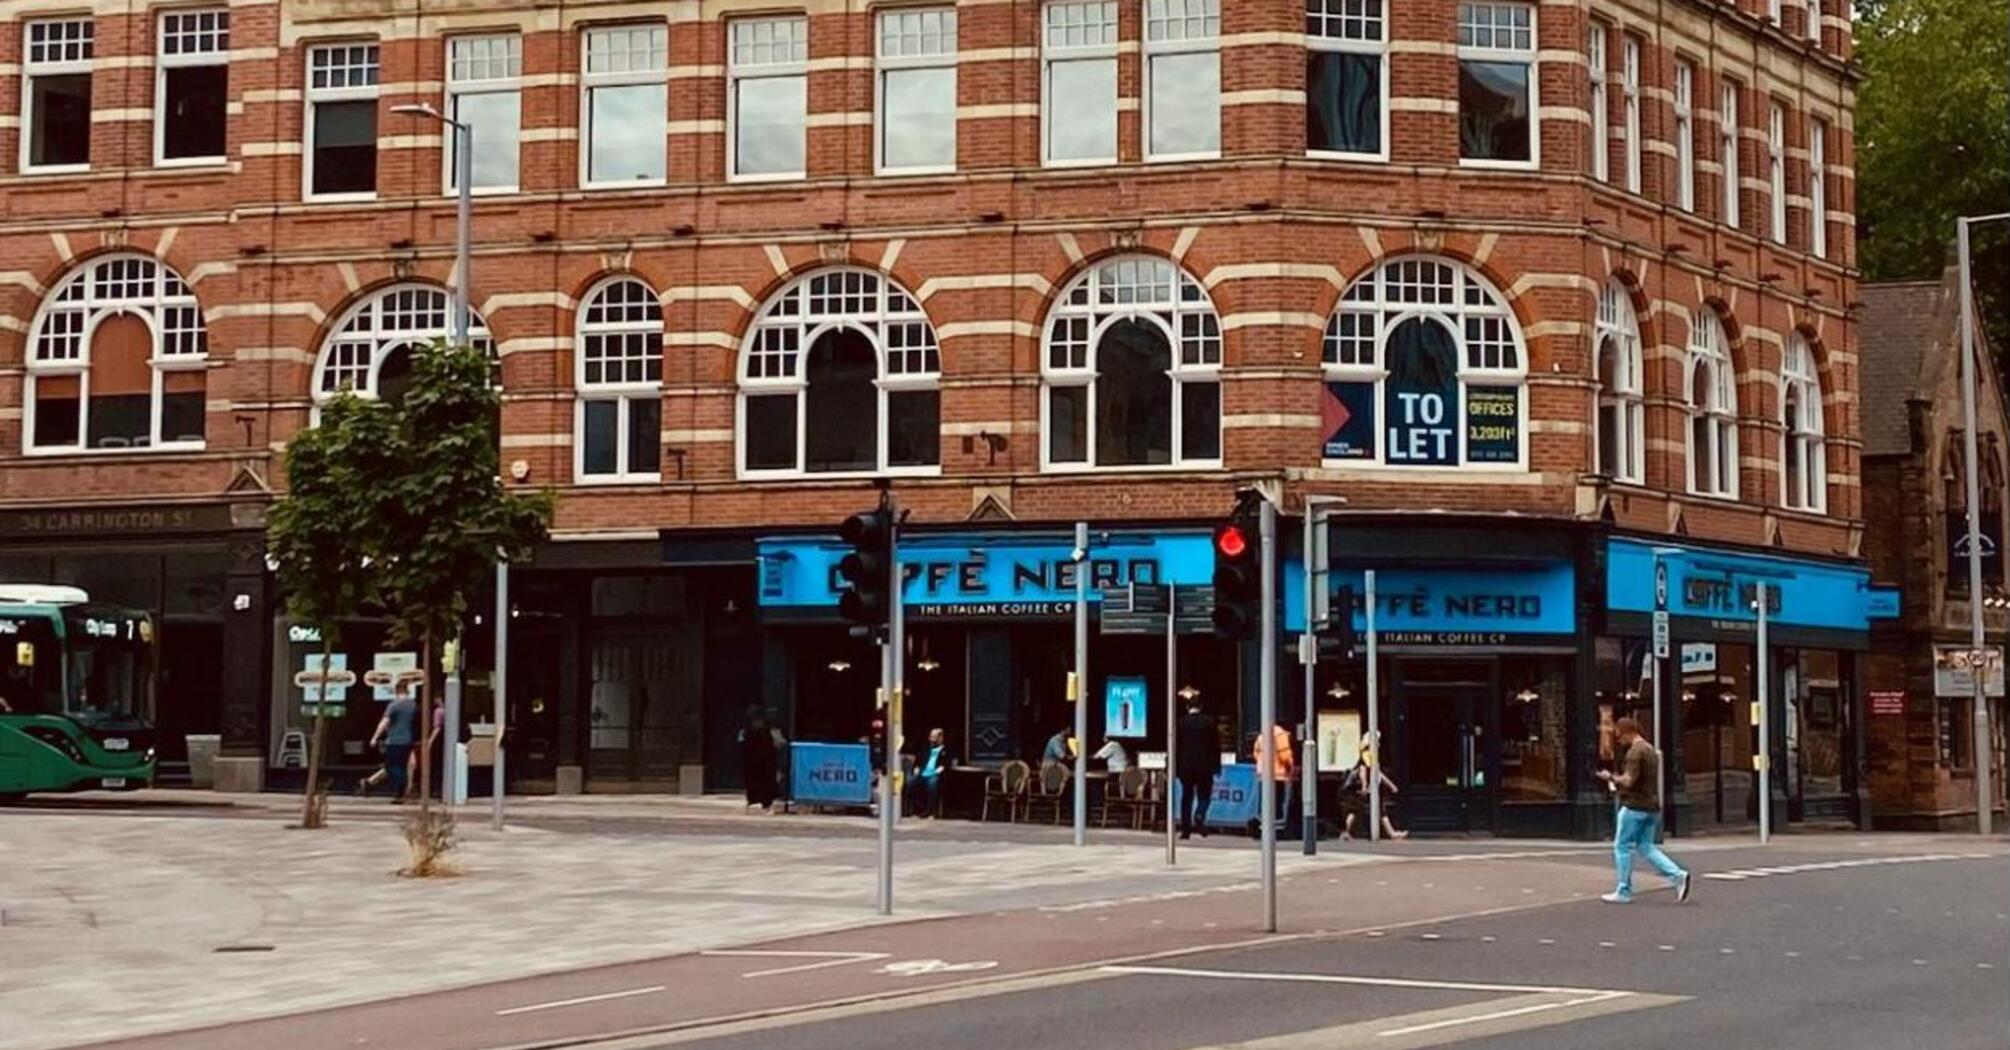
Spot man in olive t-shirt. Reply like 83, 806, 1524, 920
1596, 717, 1691, 904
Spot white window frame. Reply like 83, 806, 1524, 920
1319, 256, 1530, 472
579, 24, 668, 190
1041, 255, 1224, 472
1621, 35, 1641, 194
1805, 0, 1823, 45
1142, 0, 1221, 163
1595, 279, 1644, 484
23, 254, 209, 456
1686, 311, 1739, 499
1768, 100, 1787, 243
1768, 0, 1784, 23
445, 34, 522, 196
1781, 334, 1826, 513
1809, 115, 1829, 258
1674, 60, 1696, 212
1455, 1, 1541, 171
575, 276, 664, 484
736, 268, 943, 479
1041, 0, 1120, 168
1587, 22, 1608, 182
303, 41, 381, 202
1304, 0, 1390, 162
154, 9, 230, 168
727, 16, 809, 184
21, 17, 94, 175
1720, 79, 1741, 229
874, 7, 958, 176
311, 284, 493, 411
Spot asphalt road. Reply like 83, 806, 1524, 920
656, 846, 2009, 1050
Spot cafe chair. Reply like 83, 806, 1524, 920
982, 760, 1031, 822
1028, 761, 1070, 824
1100, 767, 1148, 829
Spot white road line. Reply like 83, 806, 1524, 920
698, 949, 890, 978
1100, 964, 1626, 998
1376, 991, 1629, 1038
495, 985, 666, 1016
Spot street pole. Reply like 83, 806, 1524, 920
1367, 569, 1381, 843
890, 500, 906, 824
1074, 522, 1090, 847
1959, 216, 2000, 835
1300, 497, 1337, 854
1756, 582, 1771, 845
442, 120, 472, 806
492, 560, 507, 830
877, 493, 901, 914
1258, 497, 1278, 933
1165, 582, 1177, 867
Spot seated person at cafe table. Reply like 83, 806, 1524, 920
907, 728, 954, 818
1092, 737, 1131, 773
1042, 726, 1077, 769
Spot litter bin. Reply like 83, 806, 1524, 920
185, 734, 221, 788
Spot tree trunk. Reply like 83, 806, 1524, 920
300, 640, 333, 829
418, 630, 434, 818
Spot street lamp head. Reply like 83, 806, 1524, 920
390, 102, 444, 121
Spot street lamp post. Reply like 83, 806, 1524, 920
1957, 212, 2010, 835
391, 103, 477, 808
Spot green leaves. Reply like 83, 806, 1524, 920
1858, 0, 2010, 357
267, 341, 553, 648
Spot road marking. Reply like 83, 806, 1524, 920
1378, 991, 1629, 1037
698, 949, 890, 979
1700, 852, 2004, 883
877, 958, 998, 977
1100, 964, 1627, 998
495, 985, 666, 1016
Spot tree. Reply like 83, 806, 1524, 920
374, 341, 551, 869
1857, 0, 2010, 362
266, 394, 401, 829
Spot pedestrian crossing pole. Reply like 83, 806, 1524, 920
1073, 522, 1090, 848
1756, 582, 1771, 846
1367, 569, 1381, 844
1258, 497, 1278, 933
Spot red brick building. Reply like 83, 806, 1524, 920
0, 0, 1870, 835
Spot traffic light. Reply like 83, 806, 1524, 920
1212, 493, 1262, 640
1324, 584, 1358, 660
837, 505, 894, 637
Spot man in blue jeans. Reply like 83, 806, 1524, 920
1597, 717, 1692, 904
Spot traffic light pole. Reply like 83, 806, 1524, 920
877, 493, 900, 915
1259, 498, 1278, 934
1073, 521, 1090, 848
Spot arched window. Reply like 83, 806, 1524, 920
1687, 310, 1738, 497
738, 268, 940, 476
1781, 334, 1825, 511
1042, 255, 1221, 469
1320, 256, 1526, 467
576, 277, 662, 481
1595, 279, 1644, 482
26, 254, 208, 453
314, 284, 493, 407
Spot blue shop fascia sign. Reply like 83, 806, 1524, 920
1606, 537, 1886, 634
1282, 557, 1577, 645
757, 530, 1214, 621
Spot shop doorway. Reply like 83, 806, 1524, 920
1397, 672, 1494, 833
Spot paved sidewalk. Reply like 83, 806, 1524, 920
0, 798, 1362, 1050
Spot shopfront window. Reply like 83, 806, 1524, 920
1500, 655, 1568, 802
1593, 636, 1652, 764
1678, 641, 1756, 827
1783, 648, 1844, 801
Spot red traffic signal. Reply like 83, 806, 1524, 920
1214, 523, 1249, 559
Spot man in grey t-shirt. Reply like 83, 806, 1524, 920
366, 690, 420, 802
1596, 717, 1691, 904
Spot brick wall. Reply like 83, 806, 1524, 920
0, 0, 1859, 561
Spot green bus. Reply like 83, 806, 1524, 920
0, 585, 158, 801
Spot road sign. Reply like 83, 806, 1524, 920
1653, 560, 1669, 611
1100, 583, 1169, 635
1652, 610, 1670, 659
1173, 584, 1215, 635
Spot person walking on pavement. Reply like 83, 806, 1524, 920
1176, 701, 1220, 839
740, 706, 780, 812
1339, 738, 1409, 840
907, 727, 953, 817
362, 685, 419, 803
1254, 722, 1299, 840
1598, 717, 1692, 904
